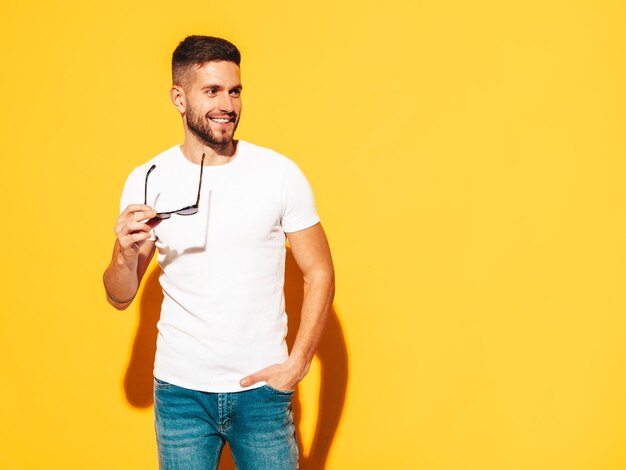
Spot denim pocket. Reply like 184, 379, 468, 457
154, 377, 174, 390
264, 383, 295, 396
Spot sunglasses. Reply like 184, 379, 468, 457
144, 153, 205, 219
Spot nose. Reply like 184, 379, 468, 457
217, 91, 234, 113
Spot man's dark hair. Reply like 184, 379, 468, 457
172, 35, 241, 87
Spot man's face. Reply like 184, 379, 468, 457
182, 61, 242, 148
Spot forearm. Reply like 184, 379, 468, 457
239, 224, 335, 390
103, 241, 140, 310
104, 205, 159, 310
238, 258, 335, 390
287, 269, 335, 377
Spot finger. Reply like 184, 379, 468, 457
119, 231, 151, 250
239, 376, 258, 387
119, 231, 151, 247
117, 211, 154, 227
115, 218, 156, 238
130, 210, 157, 222
115, 210, 155, 234
240, 367, 271, 387
124, 221, 153, 235
121, 204, 154, 217
128, 231, 152, 243
117, 227, 151, 247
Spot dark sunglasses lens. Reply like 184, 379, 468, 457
177, 207, 198, 216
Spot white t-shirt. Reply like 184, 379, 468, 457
119, 140, 320, 392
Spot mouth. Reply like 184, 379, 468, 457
209, 116, 236, 125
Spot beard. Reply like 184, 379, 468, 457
185, 105, 239, 149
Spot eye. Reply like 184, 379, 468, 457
206, 88, 217, 96
229, 89, 241, 98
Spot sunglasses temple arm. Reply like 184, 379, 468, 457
195, 153, 205, 207
145, 165, 157, 205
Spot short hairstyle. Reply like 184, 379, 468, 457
172, 35, 241, 87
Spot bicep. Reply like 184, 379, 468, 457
286, 223, 334, 281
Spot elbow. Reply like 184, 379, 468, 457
304, 265, 335, 297
103, 272, 135, 311
106, 295, 132, 311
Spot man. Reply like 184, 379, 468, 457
103, 35, 335, 469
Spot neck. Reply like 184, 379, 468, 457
180, 132, 238, 166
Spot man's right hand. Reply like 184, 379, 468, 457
104, 204, 161, 309
115, 204, 161, 263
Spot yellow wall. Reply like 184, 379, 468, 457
2, 1, 625, 468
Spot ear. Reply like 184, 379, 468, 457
170, 85, 186, 114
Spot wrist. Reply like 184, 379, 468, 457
286, 354, 310, 380
115, 249, 139, 270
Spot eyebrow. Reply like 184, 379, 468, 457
201, 84, 243, 91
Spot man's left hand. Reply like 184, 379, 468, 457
239, 358, 307, 392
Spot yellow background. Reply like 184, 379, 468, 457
2, 0, 625, 468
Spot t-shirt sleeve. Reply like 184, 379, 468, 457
119, 167, 156, 241
281, 160, 321, 233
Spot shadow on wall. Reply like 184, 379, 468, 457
123, 248, 349, 470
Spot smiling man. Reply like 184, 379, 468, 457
102, 36, 335, 469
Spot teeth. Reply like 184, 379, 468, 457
211, 118, 230, 123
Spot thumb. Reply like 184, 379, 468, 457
240, 367, 270, 387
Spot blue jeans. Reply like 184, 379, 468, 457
153, 377, 298, 469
